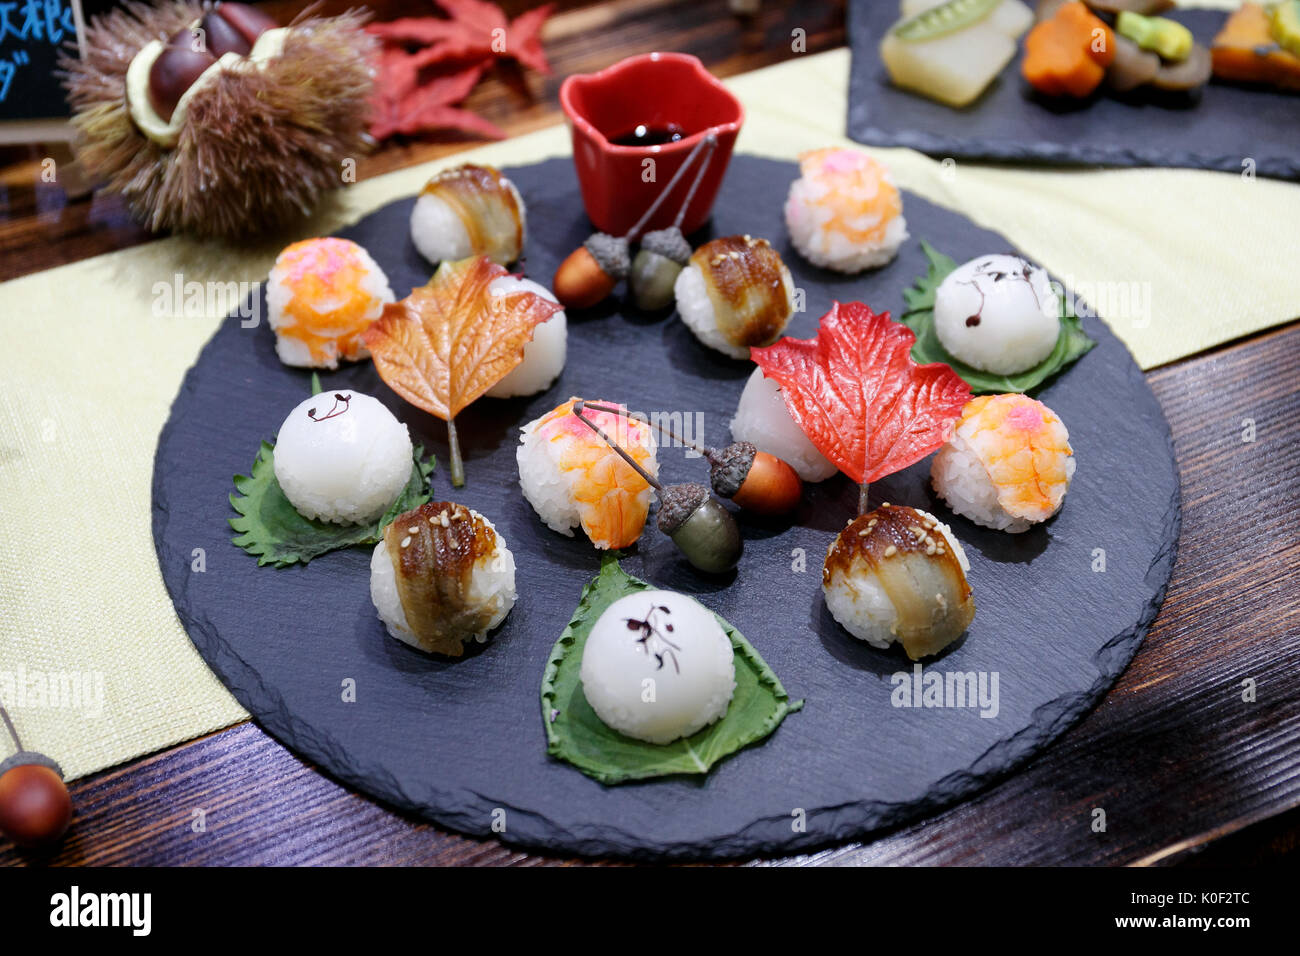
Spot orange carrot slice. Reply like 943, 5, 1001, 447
1023, 1, 1116, 97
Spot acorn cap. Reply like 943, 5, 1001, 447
583, 233, 631, 280
656, 482, 711, 535
708, 442, 757, 498
640, 227, 691, 265
0, 751, 63, 778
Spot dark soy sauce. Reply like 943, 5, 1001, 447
610, 122, 686, 146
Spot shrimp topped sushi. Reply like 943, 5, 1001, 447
784, 147, 908, 273
517, 398, 659, 550
931, 393, 1076, 533
369, 501, 516, 657
266, 238, 395, 369
674, 235, 796, 359
823, 504, 975, 660
410, 163, 526, 266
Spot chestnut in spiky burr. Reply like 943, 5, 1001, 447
553, 233, 629, 309
708, 441, 803, 515
61, 2, 376, 239
657, 483, 743, 574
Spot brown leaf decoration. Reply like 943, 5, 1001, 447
363, 255, 562, 486
364, 256, 562, 420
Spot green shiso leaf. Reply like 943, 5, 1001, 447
229, 441, 436, 568
541, 555, 802, 785
310, 372, 323, 396
900, 240, 1097, 395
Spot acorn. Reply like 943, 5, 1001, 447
553, 233, 629, 309
630, 227, 691, 311
0, 752, 72, 849
707, 441, 803, 516
657, 483, 743, 574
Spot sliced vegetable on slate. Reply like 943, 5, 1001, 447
900, 241, 1096, 395
541, 556, 801, 785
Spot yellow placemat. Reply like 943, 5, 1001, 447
3, 42, 1297, 782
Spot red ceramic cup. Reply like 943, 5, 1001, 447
559, 52, 744, 237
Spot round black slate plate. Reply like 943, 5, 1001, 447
152, 155, 1180, 860
848, 3, 1299, 180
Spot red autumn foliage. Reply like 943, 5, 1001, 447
367, 0, 554, 141
751, 302, 972, 485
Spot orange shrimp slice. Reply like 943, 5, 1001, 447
955, 394, 1074, 522
796, 148, 904, 246
273, 238, 387, 367
535, 399, 658, 549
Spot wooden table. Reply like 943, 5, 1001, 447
3, 0, 1297, 867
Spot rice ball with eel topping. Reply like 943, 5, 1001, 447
370, 501, 517, 657
273, 389, 412, 526
823, 504, 975, 661
933, 254, 1061, 376
410, 163, 526, 266
784, 147, 909, 273
580, 590, 736, 745
674, 235, 796, 359
931, 393, 1075, 533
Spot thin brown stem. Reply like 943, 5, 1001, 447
572, 402, 663, 490
447, 416, 465, 488
858, 481, 870, 517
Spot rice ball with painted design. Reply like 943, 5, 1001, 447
784, 147, 908, 273
730, 368, 837, 482
273, 390, 412, 525
933, 254, 1061, 375
266, 237, 395, 369
485, 276, 566, 398
674, 234, 795, 359
370, 502, 516, 657
580, 590, 736, 745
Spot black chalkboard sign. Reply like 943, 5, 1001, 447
0, 0, 118, 133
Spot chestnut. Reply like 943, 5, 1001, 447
148, 42, 217, 122
216, 2, 278, 47
200, 9, 252, 58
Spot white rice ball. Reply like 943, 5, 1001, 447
673, 262, 796, 360
931, 431, 1077, 533
273, 390, 412, 525
730, 367, 837, 482
368, 512, 517, 651
580, 590, 736, 745
485, 276, 566, 398
822, 508, 971, 651
933, 254, 1061, 375
409, 178, 527, 266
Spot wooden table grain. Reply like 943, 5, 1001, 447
3, 0, 1298, 867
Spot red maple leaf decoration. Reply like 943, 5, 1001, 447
367, 1, 554, 141
751, 302, 972, 485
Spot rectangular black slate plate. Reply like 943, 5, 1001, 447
848, 1, 1300, 180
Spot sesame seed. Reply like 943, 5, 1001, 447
884, 545, 897, 557
400, 536, 411, 548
